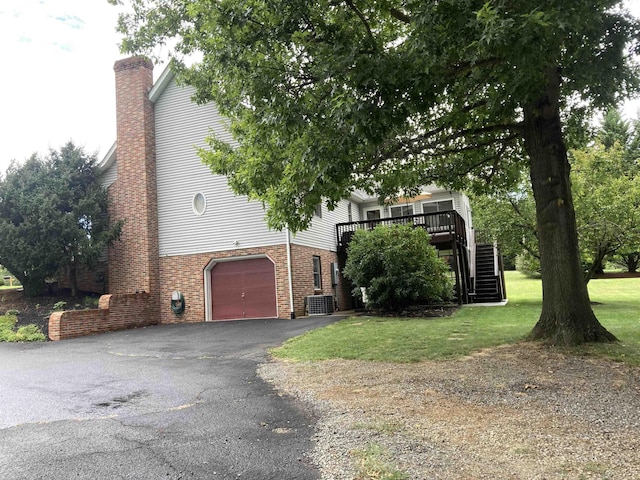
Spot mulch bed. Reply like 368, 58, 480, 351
363, 304, 458, 318
0, 288, 100, 339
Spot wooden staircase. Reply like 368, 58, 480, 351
473, 244, 504, 303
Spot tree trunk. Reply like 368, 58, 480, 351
523, 66, 616, 346
584, 247, 609, 284
69, 264, 78, 298
622, 253, 640, 273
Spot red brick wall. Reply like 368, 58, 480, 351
56, 263, 108, 295
48, 292, 156, 341
156, 244, 347, 323
48, 245, 350, 340
109, 57, 160, 316
158, 245, 290, 324
289, 244, 353, 314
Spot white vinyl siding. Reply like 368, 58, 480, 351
154, 80, 285, 256
101, 162, 117, 188
291, 199, 353, 251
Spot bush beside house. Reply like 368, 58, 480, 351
343, 224, 453, 311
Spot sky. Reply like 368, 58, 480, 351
0, 0, 127, 173
0, 1, 639, 177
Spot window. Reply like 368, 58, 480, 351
422, 199, 453, 214
347, 202, 353, 222
364, 208, 382, 230
192, 192, 207, 216
422, 200, 454, 229
314, 204, 323, 218
312, 256, 322, 290
365, 208, 381, 220
390, 204, 414, 217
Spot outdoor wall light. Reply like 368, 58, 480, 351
171, 290, 185, 315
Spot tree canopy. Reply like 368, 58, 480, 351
572, 142, 640, 280
473, 110, 640, 280
0, 142, 122, 296
112, 0, 640, 345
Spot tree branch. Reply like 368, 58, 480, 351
389, 8, 411, 24
343, 0, 377, 52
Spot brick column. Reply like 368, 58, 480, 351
108, 57, 160, 317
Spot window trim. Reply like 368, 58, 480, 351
192, 192, 207, 216
390, 204, 414, 217
422, 199, 454, 214
312, 255, 322, 290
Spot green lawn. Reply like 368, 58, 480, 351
273, 271, 640, 365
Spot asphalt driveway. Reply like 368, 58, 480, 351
0, 316, 342, 479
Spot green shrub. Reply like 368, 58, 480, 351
5, 309, 20, 316
15, 325, 46, 342
52, 301, 67, 311
0, 314, 45, 342
516, 252, 541, 278
83, 296, 99, 309
343, 224, 453, 310
0, 315, 15, 341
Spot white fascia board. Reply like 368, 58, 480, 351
149, 63, 175, 103
98, 141, 117, 172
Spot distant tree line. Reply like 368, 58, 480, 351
472, 109, 640, 281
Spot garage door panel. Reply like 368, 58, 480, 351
211, 258, 277, 320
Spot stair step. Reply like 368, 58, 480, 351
474, 244, 503, 303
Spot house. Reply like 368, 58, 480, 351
50, 56, 505, 340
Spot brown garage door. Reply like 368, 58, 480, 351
210, 258, 277, 320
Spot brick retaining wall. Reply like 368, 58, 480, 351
48, 292, 157, 341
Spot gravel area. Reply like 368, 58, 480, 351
259, 343, 640, 479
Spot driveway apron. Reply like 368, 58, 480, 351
0, 317, 341, 479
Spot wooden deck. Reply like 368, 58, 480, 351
336, 211, 467, 253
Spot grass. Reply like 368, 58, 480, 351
0, 314, 46, 342
352, 444, 408, 480
273, 271, 640, 365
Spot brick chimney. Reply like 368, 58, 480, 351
108, 56, 160, 303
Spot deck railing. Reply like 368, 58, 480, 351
336, 210, 467, 252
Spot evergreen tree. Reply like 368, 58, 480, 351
0, 142, 122, 296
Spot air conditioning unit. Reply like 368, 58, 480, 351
306, 294, 335, 315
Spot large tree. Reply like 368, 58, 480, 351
474, 141, 640, 282
469, 175, 538, 268
572, 142, 640, 281
0, 142, 122, 296
111, 0, 640, 345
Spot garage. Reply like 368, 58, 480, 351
210, 257, 278, 320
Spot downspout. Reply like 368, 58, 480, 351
286, 228, 296, 319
